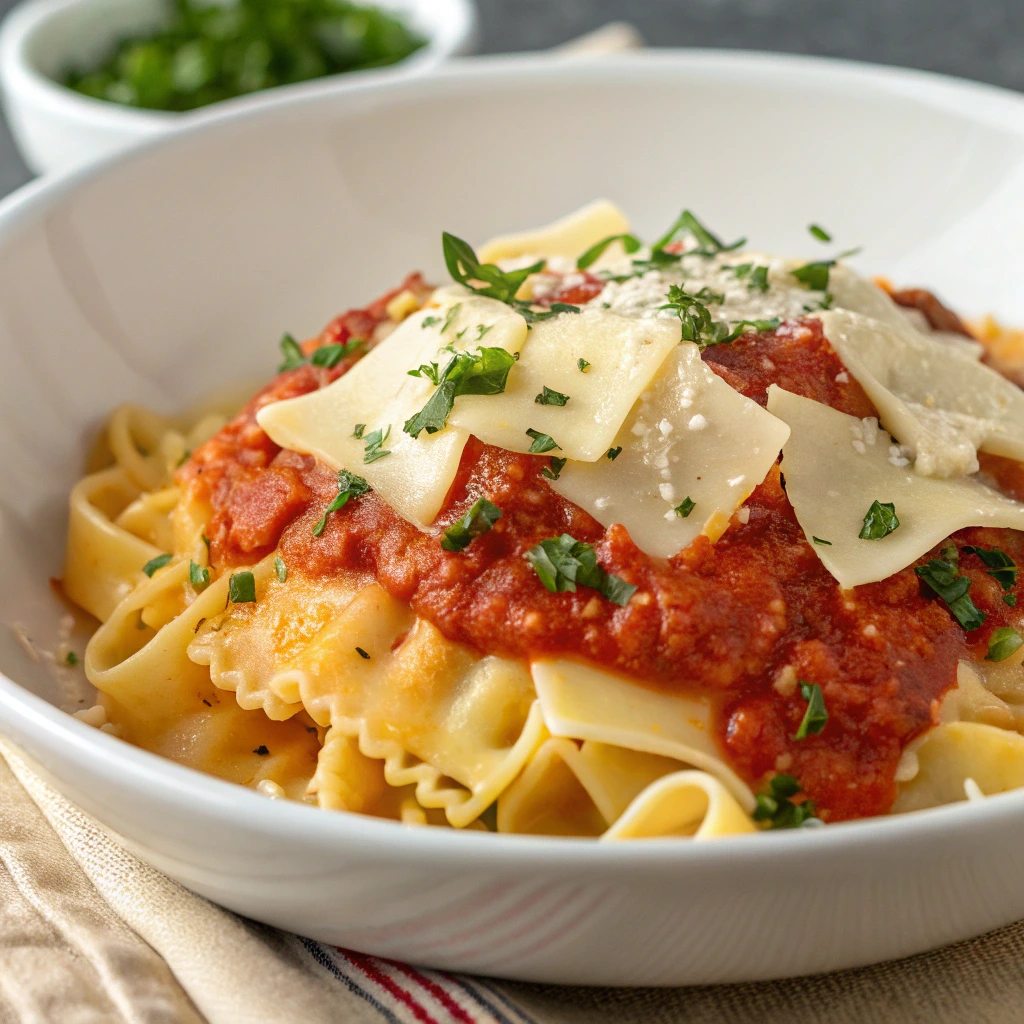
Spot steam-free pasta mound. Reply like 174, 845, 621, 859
62, 201, 1024, 838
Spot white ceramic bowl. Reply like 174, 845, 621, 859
0, 0, 476, 175
2, 51, 1024, 987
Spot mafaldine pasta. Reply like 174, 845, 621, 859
62, 200, 1024, 838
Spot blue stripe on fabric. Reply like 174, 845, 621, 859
451, 976, 539, 1024
300, 938, 402, 1024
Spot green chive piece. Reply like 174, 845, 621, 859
274, 557, 287, 583
987, 627, 1023, 662
812, 536, 832, 546
189, 560, 210, 590
228, 571, 256, 604
809, 224, 832, 242
915, 556, 986, 631
142, 553, 172, 577
794, 682, 828, 739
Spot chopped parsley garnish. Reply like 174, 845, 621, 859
791, 248, 860, 292
408, 361, 441, 383
311, 341, 362, 368
476, 324, 494, 340
201, 532, 210, 551
274, 557, 287, 583
578, 358, 591, 373
443, 233, 544, 307
661, 285, 778, 348
542, 457, 567, 481
355, 647, 371, 660
440, 497, 502, 552
65, 651, 79, 666
915, 555, 986, 631
729, 263, 770, 292
654, 209, 745, 255
812, 536, 832, 546
674, 497, 695, 518
404, 345, 518, 438
229, 571, 256, 604
253, 745, 269, 756
352, 423, 365, 439
859, 500, 899, 540
808, 224, 832, 242
962, 545, 1018, 591
525, 533, 637, 606
142, 553, 172, 577
576, 233, 642, 269
421, 315, 442, 329
719, 318, 781, 343
312, 470, 369, 536
606, 446, 622, 461
535, 386, 569, 407
794, 682, 828, 740
189, 560, 210, 589
1006, 594, 1018, 607
277, 333, 305, 371
526, 428, 560, 454
440, 304, 461, 335
986, 627, 1023, 663
362, 425, 392, 463
753, 774, 819, 829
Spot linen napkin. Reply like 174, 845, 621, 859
1, 740, 1023, 1024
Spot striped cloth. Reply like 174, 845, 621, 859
1, 741, 1023, 1024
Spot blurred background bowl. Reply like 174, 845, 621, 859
0, 0, 476, 175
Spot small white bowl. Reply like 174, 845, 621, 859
0, 0, 476, 175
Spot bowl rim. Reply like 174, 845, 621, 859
0, 0, 477, 129
3, 47, 1024, 868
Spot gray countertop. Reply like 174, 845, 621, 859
0, 0, 1021, 196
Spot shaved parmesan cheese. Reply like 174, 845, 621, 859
478, 199, 631, 264
814, 309, 1024, 478
826, 266, 915, 330
531, 658, 755, 810
550, 343, 790, 557
768, 385, 1024, 588
257, 290, 527, 529
449, 308, 680, 461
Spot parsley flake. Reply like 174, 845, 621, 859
578, 358, 591, 372
443, 233, 544, 306
576, 233, 642, 269
312, 470, 369, 536
362, 425, 392, 463
606, 446, 622, 461
535, 386, 570, 407
674, 497, 695, 518
142, 553, 172, 577
812, 536, 832, 546
440, 498, 502, 553
352, 423, 366, 439
791, 248, 860, 293
654, 209, 745, 255
421, 315, 442, 329
526, 428, 560, 454
229, 571, 256, 604
962, 545, 1018, 591
753, 774, 819, 829
274, 557, 287, 583
915, 555, 986, 631
189, 560, 210, 590
1006, 594, 1018, 607
65, 651, 79, 666
311, 341, 362, 368
859, 500, 899, 539
542, 457, 567, 481
809, 224, 832, 242
987, 627, 1023, 663
277, 333, 305, 371
525, 533, 636, 606
794, 682, 828, 739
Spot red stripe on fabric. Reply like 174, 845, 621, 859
385, 960, 477, 1024
342, 950, 440, 1024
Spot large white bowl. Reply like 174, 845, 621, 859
0, 0, 476, 175
2, 51, 1024, 987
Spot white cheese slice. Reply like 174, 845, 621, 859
449, 308, 681, 461
550, 343, 790, 557
477, 199, 631, 264
814, 308, 1024, 478
257, 290, 528, 529
768, 385, 1024, 588
826, 265, 916, 330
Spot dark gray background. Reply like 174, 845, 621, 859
0, 0, 1021, 196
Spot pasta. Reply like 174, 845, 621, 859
58, 201, 1024, 838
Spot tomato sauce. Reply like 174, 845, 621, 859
180, 278, 1023, 822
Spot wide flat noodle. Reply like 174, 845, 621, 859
449, 308, 680, 461
550, 342, 790, 556
478, 199, 631, 264
768, 385, 1024, 588
814, 308, 1024, 477
257, 290, 528, 529
530, 659, 755, 810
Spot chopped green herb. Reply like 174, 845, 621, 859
440, 497, 502, 553
355, 647, 371, 660
694, 286, 726, 304
753, 774, 819, 829
526, 429, 560, 454
576, 233, 642, 269
812, 536, 832, 546
718, 318, 781, 343
1006, 594, 1018, 607
253, 745, 269, 756
176, 448, 192, 468
794, 682, 828, 739
747, 265, 770, 292
653, 209, 745, 255
859, 500, 900, 540
542, 457, 567, 481
407, 361, 441, 384
440, 303, 462, 335
362, 425, 392, 463
274, 557, 287, 583
802, 293, 835, 313
476, 324, 494, 341
65, 651, 79, 666
578, 358, 591, 373
189, 560, 210, 589
312, 470, 369, 536
404, 346, 518, 438
421, 315, 442, 329
142, 553, 172, 577
443, 233, 544, 306
314, 341, 362, 368
606, 446, 622, 461
201, 533, 210, 551
525, 533, 636, 606
915, 557, 986, 631
352, 423, 366, 439
939, 541, 960, 568
535, 386, 570, 407
229, 571, 256, 604
277, 333, 305, 372
674, 497, 695, 518
962, 545, 1018, 591
791, 248, 860, 292
809, 224, 832, 242
986, 626, 1023, 662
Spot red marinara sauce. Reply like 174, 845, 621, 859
180, 280, 1024, 822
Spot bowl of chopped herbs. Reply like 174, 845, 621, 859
0, 0, 475, 174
